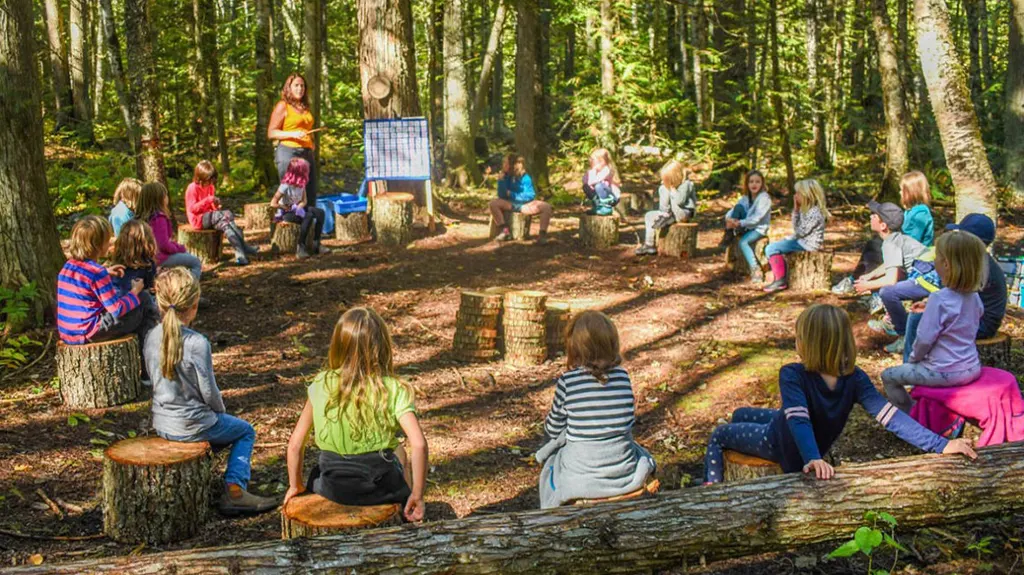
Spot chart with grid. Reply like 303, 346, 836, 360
364, 118, 431, 181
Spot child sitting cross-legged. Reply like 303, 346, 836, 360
185, 160, 259, 265
763, 178, 829, 293
635, 160, 697, 256
284, 307, 428, 522
146, 268, 277, 515
582, 148, 622, 216
702, 304, 976, 484
851, 201, 927, 315
881, 230, 988, 413
536, 310, 655, 508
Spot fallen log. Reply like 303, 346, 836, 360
12, 442, 1024, 574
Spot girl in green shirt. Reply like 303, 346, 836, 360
284, 307, 429, 521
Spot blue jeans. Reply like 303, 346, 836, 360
703, 407, 779, 483
880, 279, 930, 335
903, 312, 922, 363
764, 238, 805, 258
163, 413, 255, 489
738, 230, 766, 272
161, 252, 203, 282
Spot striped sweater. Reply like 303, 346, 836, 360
544, 366, 636, 442
56, 260, 140, 344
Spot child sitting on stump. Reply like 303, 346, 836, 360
702, 304, 975, 484
635, 160, 697, 256
185, 160, 259, 266
536, 311, 655, 508
284, 307, 428, 522
136, 182, 204, 282
722, 170, 772, 284
110, 219, 160, 320
582, 148, 621, 216
489, 153, 553, 244
271, 157, 330, 259
109, 178, 142, 237
146, 268, 277, 515
763, 179, 829, 293
851, 201, 927, 315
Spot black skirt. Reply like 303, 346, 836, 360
307, 449, 411, 507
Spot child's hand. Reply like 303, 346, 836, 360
853, 279, 870, 294
106, 264, 125, 277
283, 486, 305, 505
943, 438, 977, 460
910, 301, 927, 313
130, 278, 144, 295
802, 459, 835, 480
404, 496, 425, 522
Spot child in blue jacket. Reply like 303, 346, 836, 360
488, 154, 553, 244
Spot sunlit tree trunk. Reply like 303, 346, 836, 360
428, 0, 444, 178
515, 0, 538, 169
358, 0, 421, 119
694, 0, 711, 129
914, 0, 998, 222
91, 3, 105, 120
124, 0, 166, 184
98, 0, 139, 174
43, 0, 74, 131
598, 0, 616, 149
470, 0, 507, 133
807, 0, 828, 169
713, 0, 752, 184
69, 0, 93, 141
966, 0, 982, 102
1005, 0, 1024, 203
195, 0, 230, 182
769, 0, 795, 192
444, 0, 481, 187
302, 0, 323, 169
872, 0, 910, 198
254, 0, 278, 190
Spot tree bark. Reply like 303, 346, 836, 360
195, 0, 230, 183
358, 0, 422, 120
979, 0, 991, 90
598, 0, 616, 149
177, 226, 224, 265
966, 0, 981, 102
676, 2, 689, 92
91, 2, 105, 119
657, 222, 699, 258
302, 0, 323, 168
444, 0, 482, 187
271, 221, 309, 254
847, 0, 868, 144
785, 251, 835, 291
189, 0, 212, 157
534, 0, 551, 187
429, 0, 445, 178
282, 496, 401, 539
578, 214, 619, 249
694, 0, 711, 129
471, 0, 508, 132
769, 0, 795, 192
124, 0, 167, 184
713, 0, 751, 184
914, 0, 998, 223
515, 0, 538, 168
254, 0, 278, 191
243, 202, 274, 231
69, 0, 94, 141
98, 0, 139, 173
27, 442, 1024, 575
0, 0, 66, 327
491, 36, 504, 133
872, 0, 911, 199
334, 212, 371, 244
56, 337, 143, 408
43, 0, 74, 131
806, 0, 827, 168
1006, 0, 1024, 203
976, 332, 1011, 371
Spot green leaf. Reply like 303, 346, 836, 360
89, 438, 110, 446
127, 430, 137, 438
882, 532, 908, 552
878, 512, 898, 527
854, 527, 883, 555
828, 540, 861, 558
863, 510, 878, 522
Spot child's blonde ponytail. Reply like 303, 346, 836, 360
154, 268, 201, 379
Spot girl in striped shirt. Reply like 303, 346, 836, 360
536, 311, 655, 508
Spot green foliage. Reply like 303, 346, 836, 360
830, 511, 906, 574
0, 283, 42, 370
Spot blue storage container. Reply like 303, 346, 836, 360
333, 193, 368, 215
315, 195, 341, 235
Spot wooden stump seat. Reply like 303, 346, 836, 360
271, 221, 304, 254
281, 494, 402, 539
571, 479, 661, 506
578, 214, 619, 249
103, 437, 213, 544
722, 450, 783, 482
503, 290, 548, 366
57, 336, 142, 409
784, 250, 834, 292
243, 202, 274, 231
453, 290, 503, 363
725, 235, 769, 275
489, 211, 532, 241
977, 332, 1012, 371
177, 225, 223, 264
657, 222, 699, 258
335, 212, 370, 244
373, 192, 415, 248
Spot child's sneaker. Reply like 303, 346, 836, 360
868, 317, 897, 336
884, 336, 905, 355
593, 205, 614, 216
495, 228, 512, 242
315, 244, 331, 256
218, 484, 278, 516
296, 244, 312, 259
635, 245, 657, 256
869, 292, 884, 315
831, 275, 856, 296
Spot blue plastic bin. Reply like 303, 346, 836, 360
333, 193, 368, 215
315, 195, 340, 235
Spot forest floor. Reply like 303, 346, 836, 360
2, 159, 1024, 572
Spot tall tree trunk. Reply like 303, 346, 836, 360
897, 0, 914, 109
807, 0, 829, 169
827, 0, 845, 166
491, 36, 504, 134
189, 0, 212, 158
770, 0, 795, 191
69, 0, 93, 141
428, 0, 444, 179
872, 0, 910, 198
694, 0, 711, 129
302, 0, 322, 170
515, 0, 538, 167
92, 2, 105, 119
1005, 0, 1024, 203
269, 1, 287, 81
358, 0, 422, 120
914, 0, 998, 222
598, 0, 616, 149
1, 0, 66, 327
470, 0, 508, 132
564, 20, 575, 91
979, 0, 991, 89
585, 8, 597, 54
676, 2, 689, 93
98, 0, 139, 175
320, 4, 332, 116
443, 0, 481, 187
196, 0, 230, 183
534, 0, 551, 187
713, 0, 750, 184
965, 0, 982, 102
254, 0, 278, 191
43, 0, 74, 131
124, 0, 166, 184
847, 0, 868, 144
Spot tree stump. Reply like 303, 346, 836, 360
373, 192, 415, 248
56, 336, 142, 409
977, 332, 1012, 371
243, 202, 274, 231
785, 250, 834, 291
177, 225, 223, 264
614, 194, 633, 219
570, 479, 660, 506
726, 235, 768, 274
271, 221, 304, 254
578, 215, 619, 249
103, 437, 213, 545
335, 212, 370, 244
489, 211, 532, 240
545, 301, 572, 358
453, 290, 504, 363
281, 494, 402, 539
657, 223, 699, 258
503, 290, 548, 366
722, 450, 783, 482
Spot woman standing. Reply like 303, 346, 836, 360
267, 74, 318, 204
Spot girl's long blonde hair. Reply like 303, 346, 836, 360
935, 230, 987, 293
590, 148, 621, 186
660, 160, 689, 190
322, 307, 409, 441
136, 182, 173, 224
795, 304, 857, 377
900, 171, 931, 208
112, 219, 157, 268
113, 178, 142, 211
793, 178, 830, 221
154, 268, 201, 379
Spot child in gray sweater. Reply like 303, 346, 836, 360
144, 268, 277, 516
635, 160, 698, 256
763, 179, 829, 293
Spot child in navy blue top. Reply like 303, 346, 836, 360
703, 304, 976, 483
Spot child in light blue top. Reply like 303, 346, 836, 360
109, 178, 142, 236
899, 171, 934, 246
723, 170, 772, 283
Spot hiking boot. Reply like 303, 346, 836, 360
831, 275, 856, 296
884, 336, 905, 355
749, 267, 765, 285
218, 485, 278, 516
315, 243, 332, 256
635, 245, 657, 256
868, 317, 897, 336
652, 213, 675, 230
535, 232, 549, 245
763, 278, 788, 293
869, 292, 884, 315
296, 244, 312, 259
243, 244, 260, 256
495, 228, 512, 242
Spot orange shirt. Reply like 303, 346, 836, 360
279, 103, 314, 149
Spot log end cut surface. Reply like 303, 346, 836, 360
283, 494, 401, 529
105, 437, 211, 466
57, 334, 135, 350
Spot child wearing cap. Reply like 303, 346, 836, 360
851, 202, 927, 305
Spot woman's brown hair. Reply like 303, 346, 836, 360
565, 310, 622, 382
281, 73, 309, 110
795, 304, 857, 377
193, 160, 216, 185
112, 219, 157, 268
68, 215, 113, 261
135, 182, 172, 224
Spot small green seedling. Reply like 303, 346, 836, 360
829, 511, 907, 575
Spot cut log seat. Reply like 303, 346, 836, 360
723, 450, 783, 482
281, 494, 402, 539
56, 335, 142, 408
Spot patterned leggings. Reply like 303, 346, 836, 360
703, 407, 779, 484
881, 363, 982, 413
201, 210, 250, 256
